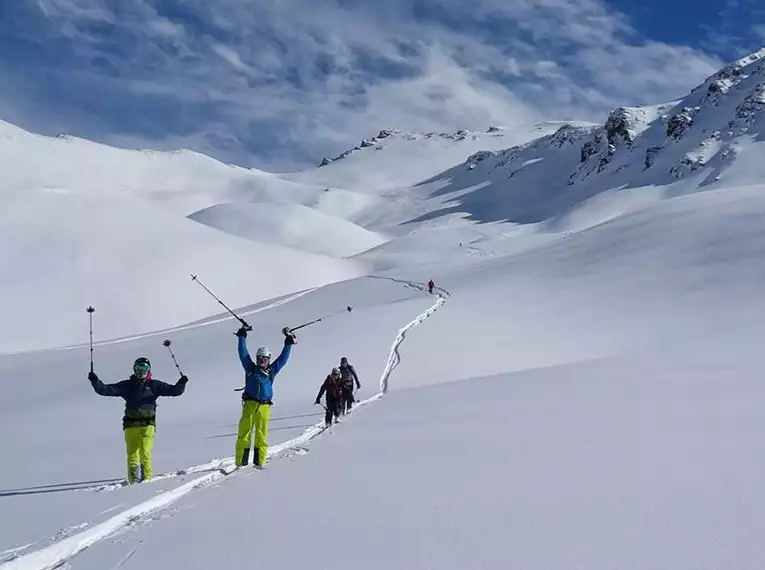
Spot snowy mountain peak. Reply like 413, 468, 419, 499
563, 48, 765, 185
699, 46, 765, 91
465, 123, 595, 171
315, 127, 505, 167
416, 50, 765, 227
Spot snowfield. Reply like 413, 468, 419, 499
3, 49, 765, 569
188, 201, 389, 257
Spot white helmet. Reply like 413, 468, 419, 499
255, 346, 271, 368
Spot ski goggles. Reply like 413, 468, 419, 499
256, 355, 270, 364
134, 362, 151, 373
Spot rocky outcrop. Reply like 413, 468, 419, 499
666, 107, 697, 139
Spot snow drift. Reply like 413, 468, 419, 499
188, 202, 389, 257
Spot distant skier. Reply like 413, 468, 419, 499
428, 279, 435, 294
89, 357, 188, 484
234, 324, 295, 469
339, 356, 361, 413
315, 368, 348, 427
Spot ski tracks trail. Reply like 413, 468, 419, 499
1, 288, 316, 357
1, 281, 449, 570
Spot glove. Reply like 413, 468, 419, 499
179, 375, 189, 384
314, 399, 321, 405
283, 327, 296, 345
88, 371, 98, 382
234, 325, 249, 338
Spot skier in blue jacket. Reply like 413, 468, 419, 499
234, 324, 296, 468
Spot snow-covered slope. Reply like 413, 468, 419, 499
5, 178, 765, 569
0, 117, 596, 353
0, 180, 363, 352
0, 121, 370, 351
284, 122, 591, 192
391, 47, 765, 233
188, 202, 389, 257
569, 47, 765, 188
62, 355, 765, 570
0, 120, 263, 216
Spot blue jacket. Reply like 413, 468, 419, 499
90, 373, 187, 428
238, 337, 291, 403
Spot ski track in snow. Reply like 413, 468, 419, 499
0, 281, 448, 570
0, 288, 316, 356
464, 245, 496, 258
107, 546, 139, 570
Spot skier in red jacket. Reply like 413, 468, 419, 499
315, 368, 348, 427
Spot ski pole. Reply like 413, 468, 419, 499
162, 339, 184, 375
190, 274, 251, 330
288, 318, 322, 333
87, 306, 95, 373
288, 305, 354, 332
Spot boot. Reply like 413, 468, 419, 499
240, 447, 250, 466
253, 448, 266, 470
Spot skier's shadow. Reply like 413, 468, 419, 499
217, 412, 322, 429
0, 478, 123, 498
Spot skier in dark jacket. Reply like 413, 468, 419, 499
339, 356, 361, 413
315, 368, 348, 427
428, 279, 435, 294
89, 357, 188, 484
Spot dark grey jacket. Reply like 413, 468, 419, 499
339, 363, 360, 390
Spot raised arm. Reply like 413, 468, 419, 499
270, 343, 292, 376
89, 373, 128, 397
237, 336, 255, 374
152, 376, 188, 397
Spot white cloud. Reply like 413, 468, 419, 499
9, 0, 729, 170
701, 0, 765, 57
210, 43, 251, 74
147, 17, 187, 39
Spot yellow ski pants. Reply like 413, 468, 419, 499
235, 401, 271, 466
124, 425, 155, 483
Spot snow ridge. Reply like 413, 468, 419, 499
1, 288, 317, 357
317, 128, 494, 167
0, 284, 448, 570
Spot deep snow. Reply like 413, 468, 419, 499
66, 356, 765, 570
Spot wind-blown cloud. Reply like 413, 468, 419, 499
0, 0, 728, 170
701, 0, 765, 57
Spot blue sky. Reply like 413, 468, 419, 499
0, 0, 763, 171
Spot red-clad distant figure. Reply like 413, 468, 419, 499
428, 279, 435, 294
